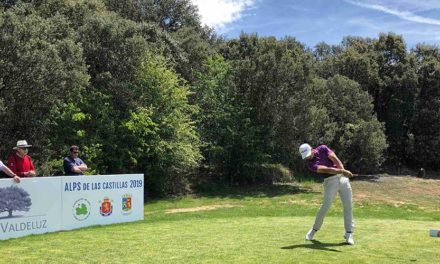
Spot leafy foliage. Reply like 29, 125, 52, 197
122, 53, 202, 196
0, 5, 89, 161
103, 0, 201, 32
220, 34, 314, 170
410, 45, 440, 169
193, 55, 268, 185
292, 75, 387, 172
2, 0, 438, 196
313, 33, 418, 168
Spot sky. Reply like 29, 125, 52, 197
190, 0, 440, 49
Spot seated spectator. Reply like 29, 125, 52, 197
0, 160, 20, 183
64, 145, 88, 176
8, 140, 36, 178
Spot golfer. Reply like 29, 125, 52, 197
299, 143, 355, 245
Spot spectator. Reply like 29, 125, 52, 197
64, 145, 88, 176
8, 140, 36, 178
0, 160, 21, 183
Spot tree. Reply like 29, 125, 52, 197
410, 45, 440, 169
313, 41, 343, 79
103, 0, 201, 32
316, 33, 417, 167
40, 3, 153, 176
315, 37, 381, 114
0, 5, 89, 159
336, 37, 380, 99
192, 55, 268, 185
0, 186, 32, 217
290, 75, 387, 172
220, 34, 314, 164
122, 52, 202, 196
374, 33, 418, 165
171, 25, 217, 83
104, 0, 217, 83
1, 0, 17, 10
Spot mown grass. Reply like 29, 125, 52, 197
1, 175, 440, 263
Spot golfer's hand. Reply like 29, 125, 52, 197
342, 169, 353, 178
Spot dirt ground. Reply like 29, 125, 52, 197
351, 174, 440, 208
165, 204, 236, 214
304, 174, 440, 208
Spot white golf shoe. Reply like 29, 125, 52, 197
305, 228, 317, 240
345, 232, 354, 245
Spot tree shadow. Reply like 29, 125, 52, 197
350, 175, 381, 183
193, 183, 319, 199
281, 240, 348, 252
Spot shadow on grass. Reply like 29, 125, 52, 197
281, 240, 348, 252
193, 183, 319, 199
350, 175, 381, 182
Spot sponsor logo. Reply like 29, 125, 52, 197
0, 186, 32, 218
1, 220, 48, 233
99, 197, 113, 216
122, 194, 132, 215
73, 198, 91, 221
0, 186, 49, 234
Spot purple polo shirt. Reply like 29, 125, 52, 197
307, 145, 337, 175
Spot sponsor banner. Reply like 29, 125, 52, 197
0, 178, 61, 240
0, 174, 144, 240
61, 174, 144, 230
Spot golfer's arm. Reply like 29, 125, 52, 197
316, 165, 346, 175
328, 152, 344, 169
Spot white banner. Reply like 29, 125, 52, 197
0, 174, 144, 240
61, 175, 144, 230
0, 177, 62, 240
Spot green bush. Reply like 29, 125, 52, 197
260, 163, 294, 184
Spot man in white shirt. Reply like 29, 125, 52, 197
0, 160, 20, 183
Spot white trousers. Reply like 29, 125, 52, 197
312, 175, 354, 233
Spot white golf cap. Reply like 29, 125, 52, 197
299, 143, 312, 159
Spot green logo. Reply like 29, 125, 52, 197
76, 203, 88, 215
73, 198, 91, 221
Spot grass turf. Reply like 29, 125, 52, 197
1, 175, 440, 263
